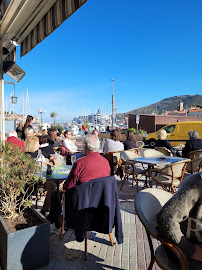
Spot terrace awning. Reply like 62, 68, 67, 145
0, 0, 87, 57
0, 0, 87, 141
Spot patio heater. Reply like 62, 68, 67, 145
38, 108, 46, 126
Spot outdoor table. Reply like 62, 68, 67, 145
131, 156, 190, 187
41, 164, 72, 190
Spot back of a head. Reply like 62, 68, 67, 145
8, 130, 17, 138
110, 129, 121, 141
25, 136, 39, 152
25, 127, 34, 137
83, 134, 100, 152
157, 129, 167, 140
127, 130, 135, 141
39, 135, 48, 145
188, 130, 199, 140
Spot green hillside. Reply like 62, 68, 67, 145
123, 95, 202, 115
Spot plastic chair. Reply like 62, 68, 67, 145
135, 188, 189, 270
150, 160, 188, 193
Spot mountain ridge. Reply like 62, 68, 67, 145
118, 95, 202, 116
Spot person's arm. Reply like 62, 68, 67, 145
182, 141, 191, 157
156, 187, 200, 258
63, 162, 81, 189
165, 140, 174, 151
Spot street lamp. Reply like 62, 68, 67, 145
5, 81, 18, 115
37, 108, 46, 126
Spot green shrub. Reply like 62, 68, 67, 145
127, 128, 147, 135
0, 143, 45, 220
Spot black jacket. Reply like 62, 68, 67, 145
65, 176, 123, 244
182, 139, 202, 157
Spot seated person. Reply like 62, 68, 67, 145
62, 130, 85, 163
124, 130, 137, 150
156, 172, 202, 270
25, 136, 45, 162
47, 134, 111, 234
103, 129, 124, 154
155, 129, 175, 154
62, 130, 78, 153
24, 126, 34, 138
39, 135, 55, 160
6, 130, 24, 152
92, 129, 102, 146
25, 136, 56, 216
48, 128, 61, 147
182, 130, 202, 157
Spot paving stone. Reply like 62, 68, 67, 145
122, 259, 129, 270
29, 174, 161, 270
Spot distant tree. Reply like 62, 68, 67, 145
84, 120, 90, 130
50, 124, 63, 135
50, 112, 57, 125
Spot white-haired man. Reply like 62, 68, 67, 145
6, 130, 24, 151
63, 134, 111, 189
48, 134, 111, 234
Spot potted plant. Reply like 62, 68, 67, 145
0, 143, 49, 270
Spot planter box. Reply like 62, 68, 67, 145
0, 208, 50, 270
99, 133, 144, 142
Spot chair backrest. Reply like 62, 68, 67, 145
143, 149, 165, 157
161, 161, 187, 178
112, 151, 121, 162
135, 188, 189, 270
120, 150, 140, 162
136, 141, 144, 148
186, 157, 202, 173
65, 176, 123, 244
104, 151, 122, 175
155, 147, 173, 156
187, 149, 202, 159
135, 188, 173, 237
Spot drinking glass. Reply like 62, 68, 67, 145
71, 155, 76, 165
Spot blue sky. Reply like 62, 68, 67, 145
4, 0, 202, 123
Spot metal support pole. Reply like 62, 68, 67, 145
0, 38, 5, 142
112, 78, 116, 129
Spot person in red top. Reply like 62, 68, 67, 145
48, 134, 111, 235
63, 134, 111, 190
6, 130, 25, 152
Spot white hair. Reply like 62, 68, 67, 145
25, 127, 34, 137
8, 130, 17, 138
83, 134, 100, 152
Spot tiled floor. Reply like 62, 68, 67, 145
36, 175, 162, 270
